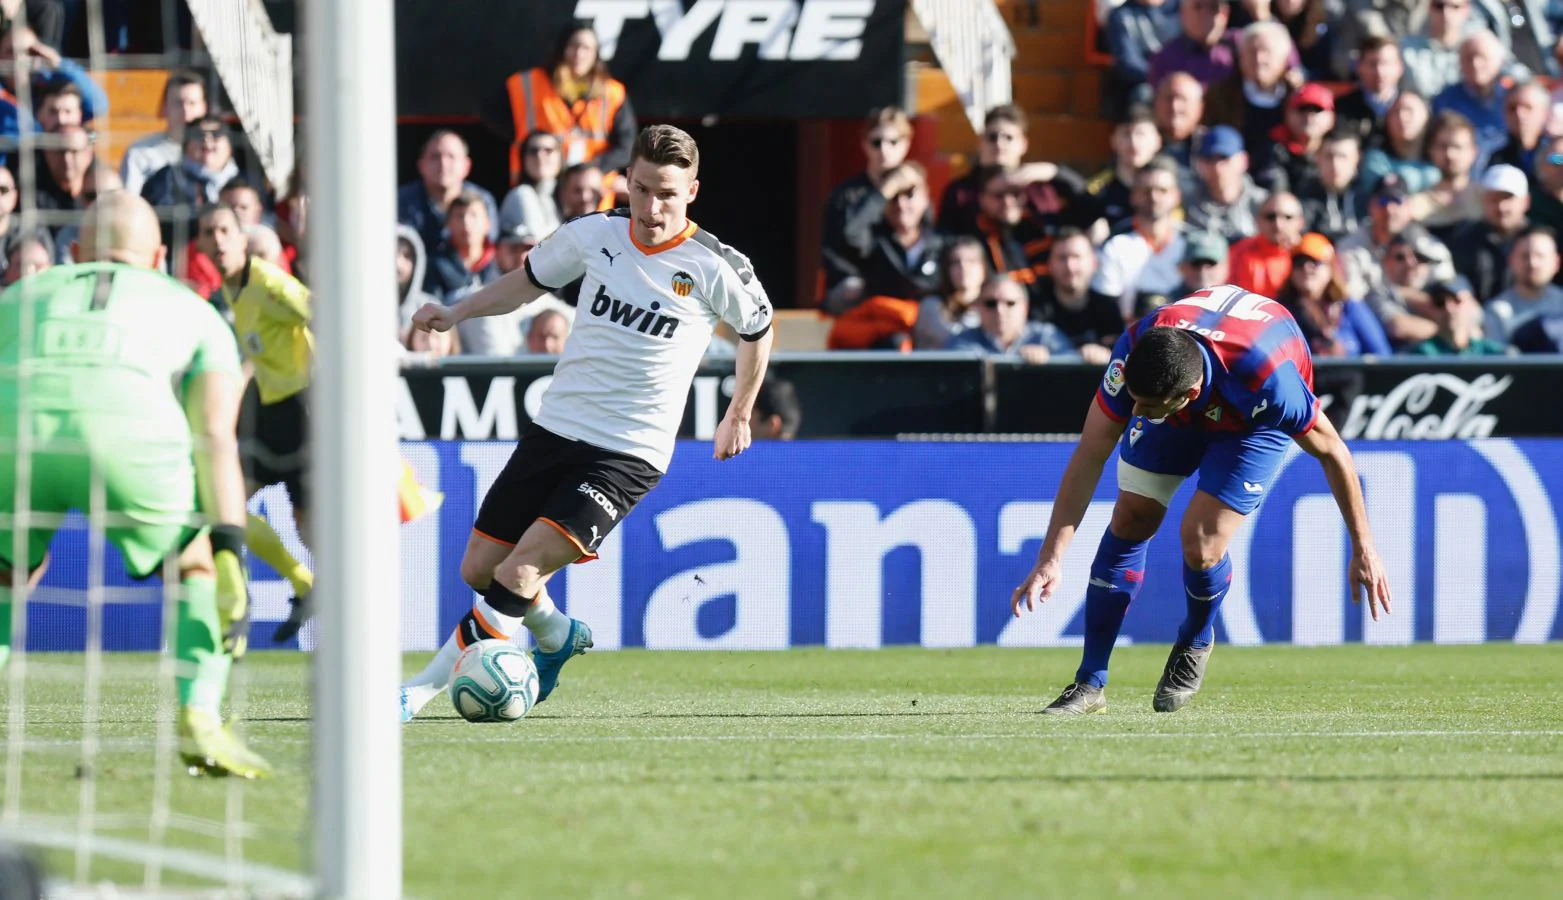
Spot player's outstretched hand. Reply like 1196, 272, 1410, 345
1011, 557, 1062, 617
713, 415, 751, 461
1350, 545, 1392, 621
412, 303, 457, 333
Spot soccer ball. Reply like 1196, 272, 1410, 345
449, 639, 540, 722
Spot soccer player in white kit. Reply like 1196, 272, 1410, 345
400, 125, 775, 719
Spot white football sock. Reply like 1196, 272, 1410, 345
401, 599, 526, 715
523, 589, 571, 653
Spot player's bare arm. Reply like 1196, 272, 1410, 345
1292, 411, 1393, 621
184, 370, 250, 529
714, 328, 774, 461
1012, 401, 1126, 616
412, 266, 548, 332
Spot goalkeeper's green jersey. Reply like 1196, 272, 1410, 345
0, 262, 242, 437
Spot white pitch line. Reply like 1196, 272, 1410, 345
398, 728, 1563, 744
16, 729, 1563, 752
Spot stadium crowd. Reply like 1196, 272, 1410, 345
2, 8, 1562, 360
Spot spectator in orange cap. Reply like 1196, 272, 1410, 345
1277, 231, 1391, 356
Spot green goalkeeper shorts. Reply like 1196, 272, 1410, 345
0, 414, 202, 579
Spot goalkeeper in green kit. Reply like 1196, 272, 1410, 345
0, 193, 269, 779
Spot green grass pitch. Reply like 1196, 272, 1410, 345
4, 645, 1562, 898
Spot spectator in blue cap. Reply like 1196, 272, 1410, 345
1406, 277, 1511, 355
1185, 124, 1267, 242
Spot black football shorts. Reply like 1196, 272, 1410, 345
473, 424, 662, 561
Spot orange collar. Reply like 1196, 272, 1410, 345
630, 219, 697, 255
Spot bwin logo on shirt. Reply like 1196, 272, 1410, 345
590, 284, 680, 339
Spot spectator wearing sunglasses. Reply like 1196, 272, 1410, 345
937, 105, 1090, 239
1361, 224, 1450, 347
825, 161, 946, 312
1228, 190, 1306, 296
946, 275, 1078, 363
1407, 276, 1511, 355
1339, 173, 1419, 301
823, 107, 916, 296
963, 164, 1103, 303
499, 131, 563, 239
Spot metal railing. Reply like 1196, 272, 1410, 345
909, 0, 1015, 133
184, 0, 295, 192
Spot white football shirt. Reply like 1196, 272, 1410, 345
524, 210, 774, 471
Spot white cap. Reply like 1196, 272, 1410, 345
1481, 164, 1529, 196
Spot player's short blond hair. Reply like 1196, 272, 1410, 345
630, 125, 699, 177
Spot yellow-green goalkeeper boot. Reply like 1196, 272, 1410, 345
178, 707, 272, 779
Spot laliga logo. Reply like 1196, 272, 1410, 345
1219, 440, 1558, 646
1327, 373, 1511, 440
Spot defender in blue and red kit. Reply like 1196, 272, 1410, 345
1011, 284, 1394, 715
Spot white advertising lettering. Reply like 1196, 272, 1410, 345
1332, 373, 1511, 440
575, 0, 873, 62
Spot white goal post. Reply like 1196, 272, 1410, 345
304, 0, 404, 895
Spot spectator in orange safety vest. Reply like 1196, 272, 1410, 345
482, 23, 638, 194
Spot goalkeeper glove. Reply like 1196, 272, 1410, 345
210, 525, 250, 660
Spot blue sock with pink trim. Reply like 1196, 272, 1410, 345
1075, 531, 1149, 688
1177, 555, 1232, 649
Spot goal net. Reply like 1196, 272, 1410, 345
0, 0, 400, 895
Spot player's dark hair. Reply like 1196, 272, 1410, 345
162, 69, 207, 110
754, 377, 802, 439
219, 174, 259, 197
447, 189, 489, 218
630, 125, 699, 177
198, 201, 239, 225
39, 79, 82, 105
420, 129, 466, 158
1518, 223, 1558, 247
984, 103, 1028, 132
1124, 326, 1204, 399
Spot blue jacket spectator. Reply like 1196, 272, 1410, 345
947, 275, 1079, 361
1431, 31, 1511, 155
397, 130, 500, 253
1106, 0, 1182, 113
140, 116, 243, 247
0, 24, 108, 141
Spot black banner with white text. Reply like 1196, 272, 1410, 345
400, 358, 1563, 441
395, 0, 906, 120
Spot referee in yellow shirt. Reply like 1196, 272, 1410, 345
198, 203, 318, 637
